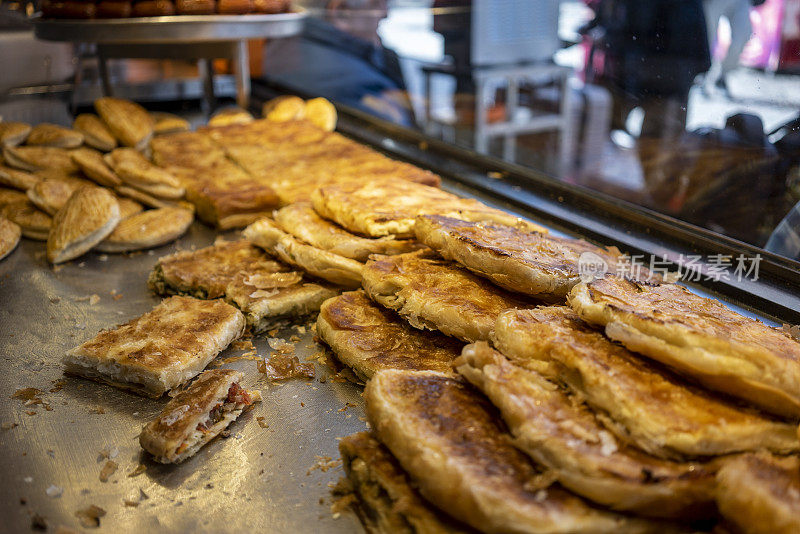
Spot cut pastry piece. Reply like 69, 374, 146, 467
0, 187, 29, 208
568, 276, 800, 418
114, 185, 187, 210
116, 196, 144, 219
0, 165, 40, 191
150, 131, 279, 229
148, 240, 337, 332
71, 147, 122, 187
64, 295, 245, 397
312, 179, 544, 239
25, 123, 84, 148
73, 113, 117, 152
456, 342, 718, 519
262, 95, 305, 122
317, 290, 462, 380
106, 148, 184, 200
416, 215, 641, 299
0, 121, 31, 147
151, 112, 190, 135
274, 202, 423, 262
139, 369, 260, 463
362, 252, 534, 342
47, 186, 120, 264
2, 199, 52, 240
94, 97, 154, 151
493, 306, 800, 458
95, 207, 193, 253
715, 452, 800, 534
27, 175, 93, 215
0, 217, 21, 260
243, 218, 363, 289
2, 145, 78, 173
365, 370, 664, 534
208, 107, 254, 127
338, 432, 471, 534
304, 97, 336, 131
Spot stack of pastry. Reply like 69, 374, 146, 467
41, 0, 291, 17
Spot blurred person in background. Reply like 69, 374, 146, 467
703, 0, 761, 95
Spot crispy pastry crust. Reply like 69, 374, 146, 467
456, 342, 718, 518
274, 202, 423, 262
71, 147, 122, 187
106, 148, 184, 200
362, 252, 534, 342
339, 432, 471, 534
149, 240, 337, 331
0, 122, 31, 147
2, 145, 78, 173
151, 112, 191, 135
27, 175, 92, 215
714, 453, 800, 534
47, 186, 120, 264
365, 370, 665, 534
415, 215, 639, 299
95, 207, 193, 253
139, 369, 261, 463
73, 113, 117, 152
0, 165, 40, 191
94, 97, 154, 150
568, 276, 800, 418
243, 218, 363, 289
1, 200, 51, 240
317, 291, 462, 380
493, 306, 800, 458
0, 217, 21, 260
312, 179, 542, 239
26, 123, 84, 149
64, 296, 245, 397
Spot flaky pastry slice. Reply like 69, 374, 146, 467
0, 164, 40, 191
243, 218, 363, 289
94, 97, 154, 151
73, 113, 117, 152
106, 148, 184, 200
64, 296, 245, 397
0, 216, 21, 260
139, 369, 260, 463
569, 275, 800, 418
95, 207, 193, 253
0, 121, 31, 147
26, 123, 84, 148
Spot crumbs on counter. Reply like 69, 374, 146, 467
257, 353, 315, 381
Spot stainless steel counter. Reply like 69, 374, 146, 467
0, 224, 366, 533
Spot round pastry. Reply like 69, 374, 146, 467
131, 0, 176, 16
253, 0, 288, 13
175, 0, 215, 14
217, 0, 253, 14
96, 0, 133, 17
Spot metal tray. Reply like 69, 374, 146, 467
0, 225, 365, 533
33, 10, 306, 44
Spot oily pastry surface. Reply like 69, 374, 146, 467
46, 186, 120, 264
456, 342, 717, 519
416, 215, 639, 299
3, 145, 78, 173
568, 276, 800, 418
365, 370, 665, 534
493, 306, 800, 458
274, 202, 423, 262
243, 218, 364, 289
73, 113, 117, 152
94, 97, 154, 150
317, 290, 462, 380
362, 252, 534, 342
95, 207, 193, 253
64, 295, 245, 397
312, 179, 543, 239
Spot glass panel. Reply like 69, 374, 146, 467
265, 0, 800, 263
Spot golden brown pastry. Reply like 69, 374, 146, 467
71, 147, 122, 187
317, 290, 462, 380
0, 188, 29, 209
217, 0, 253, 14
46, 186, 121, 264
0, 122, 31, 147
116, 196, 144, 219
208, 108, 254, 128
304, 97, 337, 131
0, 216, 21, 261
150, 112, 191, 135
94, 97, 154, 151
106, 147, 184, 199
148, 240, 337, 332
0, 165, 40, 191
2, 199, 52, 240
569, 275, 800, 418
174, 0, 215, 14
2, 145, 78, 173
25, 123, 84, 149
95, 207, 193, 253
73, 114, 117, 152
262, 95, 305, 122
63, 295, 245, 397
27, 174, 93, 215
95, 1, 133, 18
131, 0, 176, 16
139, 369, 261, 463
253, 0, 288, 13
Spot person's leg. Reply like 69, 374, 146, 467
719, 0, 752, 78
